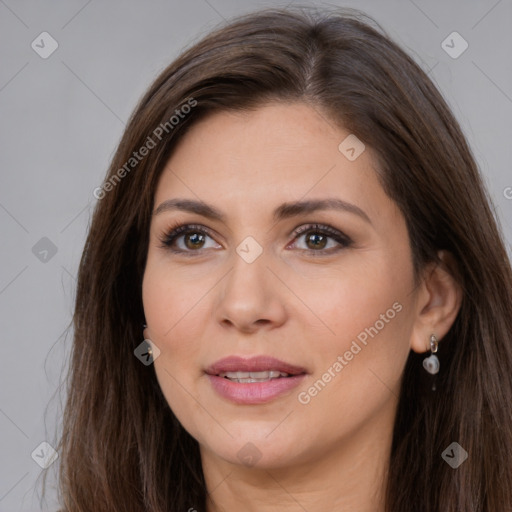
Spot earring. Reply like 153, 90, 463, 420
142, 323, 153, 357
422, 334, 440, 375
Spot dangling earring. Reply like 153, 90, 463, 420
142, 323, 153, 358
423, 334, 439, 375
423, 334, 439, 391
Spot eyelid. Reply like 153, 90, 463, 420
288, 223, 353, 253
290, 223, 352, 243
157, 223, 221, 253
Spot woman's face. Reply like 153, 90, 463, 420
142, 101, 420, 470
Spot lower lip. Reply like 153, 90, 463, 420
207, 374, 306, 404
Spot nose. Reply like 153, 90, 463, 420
214, 250, 288, 334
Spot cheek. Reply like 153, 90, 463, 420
142, 292, 201, 433
301, 250, 411, 347
142, 259, 210, 411
142, 256, 209, 346
294, 251, 414, 405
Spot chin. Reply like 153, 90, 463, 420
198, 426, 305, 470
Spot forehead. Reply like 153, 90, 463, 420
153, 102, 391, 226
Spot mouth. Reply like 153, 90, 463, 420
205, 355, 307, 404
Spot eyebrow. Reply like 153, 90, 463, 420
153, 197, 372, 225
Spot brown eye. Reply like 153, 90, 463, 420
159, 224, 221, 255
304, 232, 329, 250
290, 224, 352, 255
183, 232, 206, 250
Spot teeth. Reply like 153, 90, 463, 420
250, 370, 280, 379
218, 370, 291, 382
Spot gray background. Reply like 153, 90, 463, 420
0, 0, 511, 510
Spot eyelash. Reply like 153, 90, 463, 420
157, 222, 353, 257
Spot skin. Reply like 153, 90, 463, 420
142, 102, 462, 511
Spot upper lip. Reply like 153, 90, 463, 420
205, 356, 307, 376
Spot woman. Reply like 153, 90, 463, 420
48, 6, 512, 511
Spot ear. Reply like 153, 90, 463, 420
143, 326, 151, 340
410, 250, 463, 354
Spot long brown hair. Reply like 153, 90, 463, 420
44, 6, 512, 511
